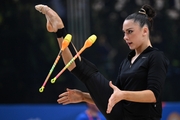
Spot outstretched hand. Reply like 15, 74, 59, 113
57, 88, 84, 105
106, 81, 124, 113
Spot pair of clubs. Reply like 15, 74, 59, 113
39, 34, 97, 92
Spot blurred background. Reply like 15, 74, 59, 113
0, 0, 180, 119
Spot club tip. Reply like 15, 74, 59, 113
39, 87, 44, 92
88, 34, 97, 43
84, 35, 97, 48
64, 34, 72, 42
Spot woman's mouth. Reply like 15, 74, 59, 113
127, 42, 132, 46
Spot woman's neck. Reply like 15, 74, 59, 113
135, 39, 151, 55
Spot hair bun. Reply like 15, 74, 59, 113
142, 4, 156, 19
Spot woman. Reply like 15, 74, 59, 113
35, 4, 169, 120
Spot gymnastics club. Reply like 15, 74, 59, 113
51, 34, 97, 83
39, 34, 72, 92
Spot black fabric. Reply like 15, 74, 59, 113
116, 46, 169, 118
68, 41, 123, 120
71, 58, 123, 120
71, 57, 98, 80
66, 39, 168, 120
56, 28, 67, 38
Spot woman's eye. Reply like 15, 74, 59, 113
127, 30, 133, 34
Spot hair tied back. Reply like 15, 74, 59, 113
138, 8, 146, 15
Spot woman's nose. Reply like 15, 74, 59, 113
123, 34, 128, 41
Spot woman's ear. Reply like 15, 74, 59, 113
142, 26, 149, 36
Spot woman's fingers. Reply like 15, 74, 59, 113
58, 92, 68, 97
109, 81, 117, 90
57, 93, 70, 104
106, 100, 114, 113
107, 81, 122, 113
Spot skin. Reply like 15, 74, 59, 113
123, 20, 152, 56
35, 4, 77, 71
57, 88, 94, 105
35, 4, 156, 114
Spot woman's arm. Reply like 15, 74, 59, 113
107, 81, 156, 113
122, 90, 156, 103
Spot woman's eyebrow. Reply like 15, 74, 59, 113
122, 28, 133, 32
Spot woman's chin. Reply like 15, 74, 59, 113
128, 46, 135, 50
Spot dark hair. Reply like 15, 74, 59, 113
125, 4, 156, 31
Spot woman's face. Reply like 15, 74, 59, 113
122, 19, 147, 50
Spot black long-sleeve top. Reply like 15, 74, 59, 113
115, 46, 169, 119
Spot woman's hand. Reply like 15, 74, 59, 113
57, 88, 84, 105
106, 81, 124, 113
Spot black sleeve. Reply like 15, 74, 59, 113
147, 51, 169, 101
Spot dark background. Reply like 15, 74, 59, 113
0, 0, 180, 104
